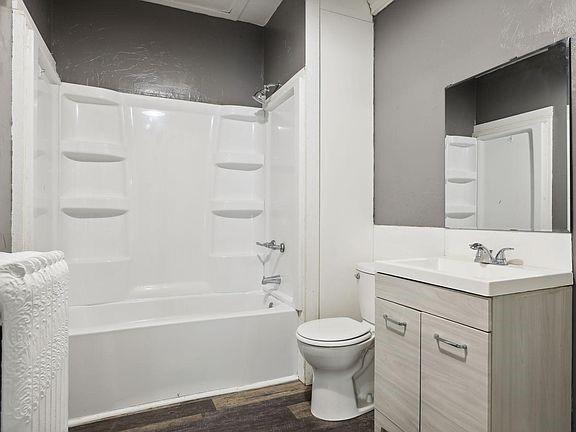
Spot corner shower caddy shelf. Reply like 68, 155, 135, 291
220, 107, 266, 124
62, 91, 121, 107
61, 196, 129, 218
211, 199, 264, 219
447, 138, 476, 148
445, 170, 476, 184
215, 152, 264, 171
445, 205, 476, 219
62, 140, 126, 162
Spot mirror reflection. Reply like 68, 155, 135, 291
445, 40, 570, 232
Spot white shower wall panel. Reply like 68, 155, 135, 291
264, 73, 305, 309
127, 101, 213, 294
60, 91, 123, 144
60, 158, 127, 197
32, 69, 60, 251
60, 84, 267, 306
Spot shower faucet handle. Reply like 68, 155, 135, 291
256, 240, 286, 253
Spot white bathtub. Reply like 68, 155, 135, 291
68, 291, 298, 424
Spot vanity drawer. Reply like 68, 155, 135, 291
375, 409, 406, 432
375, 299, 420, 432
420, 313, 491, 432
376, 274, 491, 331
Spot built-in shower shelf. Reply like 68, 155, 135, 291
62, 91, 121, 106
211, 199, 264, 219
215, 152, 264, 171
221, 107, 266, 124
62, 140, 126, 162
61, 196, 129, 218
446, 136, 477, 148
445, 205, 476, 219
446, 170, 476, 184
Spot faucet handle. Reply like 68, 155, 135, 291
494, 248, 515, 265
469, 242, 494, 264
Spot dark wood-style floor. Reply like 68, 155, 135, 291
70, 381, 374, 432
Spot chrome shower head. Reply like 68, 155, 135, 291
252, 83, 282, 104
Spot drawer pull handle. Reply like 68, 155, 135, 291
434, 333, 468, 352
383, 314, 407, 328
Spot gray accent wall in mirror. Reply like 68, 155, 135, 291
445, 40, 571, 233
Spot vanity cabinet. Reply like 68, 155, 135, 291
374, 274, 572, 432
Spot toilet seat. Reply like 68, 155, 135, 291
296, 318, 373, 348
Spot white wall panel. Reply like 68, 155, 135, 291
374, 226, 445, 261
319, 9, 373, 319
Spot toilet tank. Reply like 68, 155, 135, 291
356, 262, 375, 324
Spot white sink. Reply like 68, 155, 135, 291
375, 257, 573, 297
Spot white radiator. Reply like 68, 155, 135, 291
0, 251, 69, 432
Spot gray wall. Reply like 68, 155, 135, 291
263, 0, 305, 86
23, 0, 52, 44
52, 0, 264, 107
445, 79, 476, 137
374, 0, 576, 227
0, 0, 12, 252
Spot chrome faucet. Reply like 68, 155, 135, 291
469, 243, 515, 266
469, 243, 494, 264
256, 240, 286, 253
262, 275, 282, 285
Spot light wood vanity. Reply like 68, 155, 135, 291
374, 273, 572, 432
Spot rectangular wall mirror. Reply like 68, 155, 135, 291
445, 40, 571, 232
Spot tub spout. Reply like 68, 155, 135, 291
262, 275, 281, 285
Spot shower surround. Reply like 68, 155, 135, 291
57, 82, 302, 424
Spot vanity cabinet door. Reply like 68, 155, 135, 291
420, 313, 491, 432
375, 409, 406, 432
375, 299, 421, 432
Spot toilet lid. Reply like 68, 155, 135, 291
297, 318, 371, 344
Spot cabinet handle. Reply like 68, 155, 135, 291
434, 333, 468, 352
383, 314, 407, 328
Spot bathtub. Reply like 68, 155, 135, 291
68, 291, 299, 425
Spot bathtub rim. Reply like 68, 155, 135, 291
67, 375, 300, 427
70, 291, 295, 336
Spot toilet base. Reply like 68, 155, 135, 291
310, 370, 374, 421
305, 338, 375, 421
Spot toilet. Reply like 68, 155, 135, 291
296, 263, 375, 421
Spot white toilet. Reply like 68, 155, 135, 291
296, 263, 375, 421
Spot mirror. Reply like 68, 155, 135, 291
445, 40, 570, 232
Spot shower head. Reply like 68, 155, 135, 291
252, 83, 282, 104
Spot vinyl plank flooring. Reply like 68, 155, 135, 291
287, 401, 313, 419
70, 381, 374, 432
212, 380, 308, 410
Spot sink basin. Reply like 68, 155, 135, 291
375, 257, 573, 297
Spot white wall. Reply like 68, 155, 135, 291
319, 0, 374, 319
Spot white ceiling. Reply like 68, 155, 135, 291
140, 0, 283, 26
